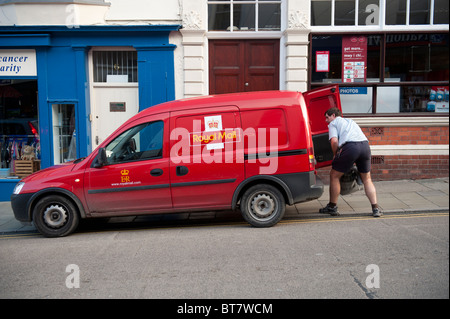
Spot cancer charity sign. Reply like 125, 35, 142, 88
0, 50, 37, 76
342, 36, 367, 83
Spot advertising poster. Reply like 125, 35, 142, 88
316, 51, 329, 72
342, 36, 367, 82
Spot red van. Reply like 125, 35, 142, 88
11, 86, 341, 237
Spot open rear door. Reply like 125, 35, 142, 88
303, 85, 342, 168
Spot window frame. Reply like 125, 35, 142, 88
310, 0, 449, 32
207, 0, 283, 32
308, 30, 449, 117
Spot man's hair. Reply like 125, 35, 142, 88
324, 107, 342, 117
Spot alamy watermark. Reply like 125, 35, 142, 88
65, 264, 80, 289
365, 264, 380, 289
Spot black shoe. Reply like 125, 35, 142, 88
372, 208, 383, 217
319, 204, 340, 216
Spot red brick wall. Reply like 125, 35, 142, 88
316, 126, 449, 182
361, 126, 449, 145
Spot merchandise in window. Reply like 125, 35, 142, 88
0, 80, 40, 178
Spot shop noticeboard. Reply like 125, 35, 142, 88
316, 51, 330, 72
342, 36, 367, 83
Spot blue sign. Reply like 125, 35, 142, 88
340, 87, 368, 94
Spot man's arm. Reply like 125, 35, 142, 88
330, 137, 339, 156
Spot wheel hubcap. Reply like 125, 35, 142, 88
250, 193, 276, 220
43, 204, 68, 228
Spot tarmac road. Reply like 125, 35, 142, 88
0, 210, 448, 299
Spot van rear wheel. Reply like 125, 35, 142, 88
32, 195, 79, 237
240, 184, 285, 227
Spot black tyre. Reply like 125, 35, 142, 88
240, 184, 285, 227
32, 195, 79, 237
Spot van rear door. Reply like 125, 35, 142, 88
303, 85, 342, 168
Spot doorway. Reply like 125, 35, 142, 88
89, 49, 139, 147
209, 39, 280, 94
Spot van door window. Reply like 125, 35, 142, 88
105, 121, 163, 164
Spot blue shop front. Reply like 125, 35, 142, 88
0, 25, 180, 201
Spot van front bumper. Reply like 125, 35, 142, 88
11, 193, 34, 223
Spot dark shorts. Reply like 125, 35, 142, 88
332, 141, 371, 173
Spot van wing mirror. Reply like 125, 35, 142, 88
93, 147, 107, 168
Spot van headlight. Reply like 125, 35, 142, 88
13, 182, 25, 195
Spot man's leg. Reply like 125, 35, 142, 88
329, 168, 344, 204
360, 171, 382, 217
359, 172, 377, 205
320, 168, 344, 216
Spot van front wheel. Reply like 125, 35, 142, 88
240, 184, 285, 227
32, 195, 79, 237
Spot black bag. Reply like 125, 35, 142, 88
339, 166, 363, 195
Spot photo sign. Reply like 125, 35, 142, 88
342, 36, 367, 83
0, 50, 37, 77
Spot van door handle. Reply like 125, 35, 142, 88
176, 166, 189, 176
150, 168, 163, 176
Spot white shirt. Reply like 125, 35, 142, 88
328, 116, 368, 147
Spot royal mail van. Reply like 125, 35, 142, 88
11, 85, 341, 237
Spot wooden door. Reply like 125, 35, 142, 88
209, 39, 279, 94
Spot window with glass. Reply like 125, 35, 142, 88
208, 0, 281, 31
312, 0, 449, 26
52, 104, 76, 164
105, 121, 164, 165
93, 51, 138, 83
310, 33, 449, 114
0, 80, 40, 178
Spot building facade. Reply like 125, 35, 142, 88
0, 0, 448, 200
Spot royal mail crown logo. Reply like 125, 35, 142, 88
207, 120, 219, 129
121, 169, 129, 176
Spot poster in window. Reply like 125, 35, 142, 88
342, 36, 367, 82
316, 51, 329, 72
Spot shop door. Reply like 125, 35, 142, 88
89, 50, 140, 148
91, 85, 139, 148
209, 39, 280, 94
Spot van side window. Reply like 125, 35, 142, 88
105, 121, 163, 164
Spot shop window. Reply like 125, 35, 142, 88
52, 104, 76, 164
409, 0, 430, 25
208, 0, 281, 31
311, 0, 332, 26
312, 0, 448, 26
311, 34, 381, 83
434, 0, 449, 24
384, 34, 448, 82
358, 0, 379, 25
335, 0, 356, 26
310, 33, 449, 114
93, 51, 138, 83
385, 0, 407, 25
0, 80, 39, 178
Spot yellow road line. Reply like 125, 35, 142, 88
280, 212, 449, 225
1, 212, 447, 239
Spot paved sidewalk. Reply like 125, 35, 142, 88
0, 177, 448, 235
